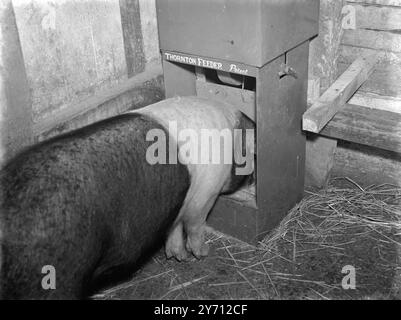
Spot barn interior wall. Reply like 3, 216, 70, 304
12, 0, 160, 125
333, 0, 401, 186
3, 0, 400, 186
0, 0, 32, 164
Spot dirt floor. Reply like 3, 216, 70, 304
94, 178, 401, 300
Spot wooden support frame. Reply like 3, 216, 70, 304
303, 53, 381, 134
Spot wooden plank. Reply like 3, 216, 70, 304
195, 81, 255, 121
339, 45, 401, 65
338, 62, 401, 99
303, 53, 380, 133
320, 104, 401, 153
119, 0, 146, 77
342, 29, 401, 53
34, 64, 164, 141
0, 0, 32, 164
307, 76, 321, 106
347, 0, 401, 7
349, 92, 401, 114
346, 2, 401, 30
333, 141, 401, 188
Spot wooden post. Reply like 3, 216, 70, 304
0, 0, 32, 166
119, 0, 146, 77
306, 0, 345, 187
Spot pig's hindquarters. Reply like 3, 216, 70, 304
0, 114, 190, 299
134, 97, 240, 260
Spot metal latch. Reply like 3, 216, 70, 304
278, 64, 298, 79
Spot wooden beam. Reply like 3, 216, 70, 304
305, 0, 347, 188
119, 0, 146, 77
350, 92, 401, 114
34, 64, 164, 142
0, 0, 32, 165
320, 103, 401, 154
303, 53, 381, 133
333, 141, 401, 188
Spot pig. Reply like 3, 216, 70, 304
0, 96, 254, 299
132, 96, 255, 261
0, 113, 191, 299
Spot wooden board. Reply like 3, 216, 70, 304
342, 29, 401, 53
345, 1, 401, 30
346, 0, 401, 5
339, 45, 401, 65
120, 0, 146, 76
303, 53, 380, 133
34, 64, 164, 141
338, 62, 401, 99
349, 92, 401, 114
333, 141, 401, 187
320, 104, 401, 154
338, 62, 401, 114
340, 0, 401, 68
0, 0, 32, 164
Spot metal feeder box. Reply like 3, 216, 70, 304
156, 0, 320, 243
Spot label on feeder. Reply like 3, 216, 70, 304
162, 51, 257, 77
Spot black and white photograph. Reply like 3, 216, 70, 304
0, 0, 400, 304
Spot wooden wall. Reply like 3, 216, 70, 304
0, 0, 32, 164
333, 0, 401, 186
0, 0, 164, 167
340, 0, 401, 112
12, 0, 160, 126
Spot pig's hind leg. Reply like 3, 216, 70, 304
166, 167, 229, 260
165, 189, 217, 261
182, 192, 220, 259
165, 222, 190, 262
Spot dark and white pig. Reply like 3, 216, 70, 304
0, 96, 254, 299
133, 97, 255, 261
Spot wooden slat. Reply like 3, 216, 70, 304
339, 45, 401, 65
338, 62, 401, 99
346, 3, 401, 30
34, 64, 164, 141
342, 29, 401, 53
333, 141, 401, 188
349, 92, 401, 114
0, 0, 33, 163
347, 0, 401, 6
119, 0, 146, 76
320, 104, 401, 153
303, 53, 380, 133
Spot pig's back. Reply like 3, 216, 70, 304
0, 113, 190, 299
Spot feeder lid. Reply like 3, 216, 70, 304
156, 0, 319, 67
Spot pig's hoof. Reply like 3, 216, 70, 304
165, 245, 190, 262
186, 239, 210, 260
